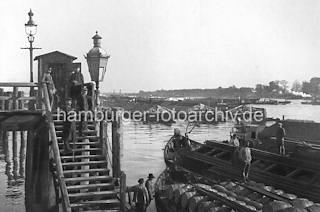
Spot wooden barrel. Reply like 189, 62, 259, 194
224, 181, 236, 191
207, 206, 226, 212
174, 186, 193, 205
197, 201, 212, 212
167, 184, 185, 200
204, 202, 224, 212
188, 196, 208, 212
181, 191, 197, 209
247, 192, 262, 201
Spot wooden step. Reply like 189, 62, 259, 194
57, 136, 99, 141
58, 141, 100, 147
56, 130, 97, 136
67, 183, 114, 191
62, 160, 107, 167
68, 190, 117, 200
81, 210, 120, 212
61, 155, 105, 160
59, 147, 102, 153
53, 120, 95, 125
63, 168, 109, 175
55, 125, 96, 131
70, 199, 120, 209
64, 175, 113, 183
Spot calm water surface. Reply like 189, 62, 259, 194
0, 100, 319, 211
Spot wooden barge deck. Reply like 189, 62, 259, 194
177, 140, 320, 202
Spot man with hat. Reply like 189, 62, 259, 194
133, 178, 149, 212
145, 173, 155, 204
69, 67, 84, 109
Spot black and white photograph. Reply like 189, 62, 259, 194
1, 0, 320, 212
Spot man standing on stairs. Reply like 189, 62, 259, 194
133, 178, 149, 212
42, 67, 56, 109
61, 99, 76, 153
69, 67, 84, 109
78, 86, 88, 135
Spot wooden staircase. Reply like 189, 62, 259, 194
53, 117, 121, 212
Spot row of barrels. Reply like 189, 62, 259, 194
165, 181, 320, 212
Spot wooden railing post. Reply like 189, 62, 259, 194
12, 87, 18, 110
100, 120, 110, 169
120, 171, 126, 212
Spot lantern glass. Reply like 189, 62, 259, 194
25, 24, 37, 36
99, 67, 106, 82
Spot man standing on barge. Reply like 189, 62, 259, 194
276, 122, 286, 156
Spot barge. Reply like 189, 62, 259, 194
153, 120, 320, 212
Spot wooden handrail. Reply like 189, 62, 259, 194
42, 83, 71, 212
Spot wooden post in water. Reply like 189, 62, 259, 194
20, 131, 26, 178
12, 87, 18, 179
112, 108, 123, 178
120, 171, 126, 212
12, 130, 18, 179
4, 131, 12, 181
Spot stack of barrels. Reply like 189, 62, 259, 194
164, 180, 320, 212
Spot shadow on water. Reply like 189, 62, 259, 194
0, 131, 26, 212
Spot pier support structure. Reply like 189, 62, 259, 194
112, 108, 123, 178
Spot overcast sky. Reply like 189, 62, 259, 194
1, 0, 320, 92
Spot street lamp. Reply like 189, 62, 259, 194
22, 9, 41, 83
85, 31, 110, 106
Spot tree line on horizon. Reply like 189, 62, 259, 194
136, 77, 320, 99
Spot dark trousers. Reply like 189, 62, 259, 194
135, 203, 146, 212
62, 121, 76, 148
243, 162, 251, 177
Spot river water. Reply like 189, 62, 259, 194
0, 100, 319, 211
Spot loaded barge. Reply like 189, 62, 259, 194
152, 112, 320, 212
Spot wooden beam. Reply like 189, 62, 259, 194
263, 163, 277, 172
286, 169, 301, 178
0, 82, 38, 87
0, 96, 11, 101
112, 108, 123, 178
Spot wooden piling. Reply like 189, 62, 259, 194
4, 131, 12, 181
112, 108, 123, 178
20, 131, 26, 178
120, 171, 126, 212
12, 130, 18, 179
12, 87, 19, 179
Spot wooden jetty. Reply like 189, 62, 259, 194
0, 51, 127, 211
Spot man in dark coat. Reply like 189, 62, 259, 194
133, 178, 149, 212
276, 122, 286, 156
61, 99, 76, 153
69, 67, 84, 109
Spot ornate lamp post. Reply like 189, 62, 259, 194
85, 31, 110, 106
22, 9, 41, 83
